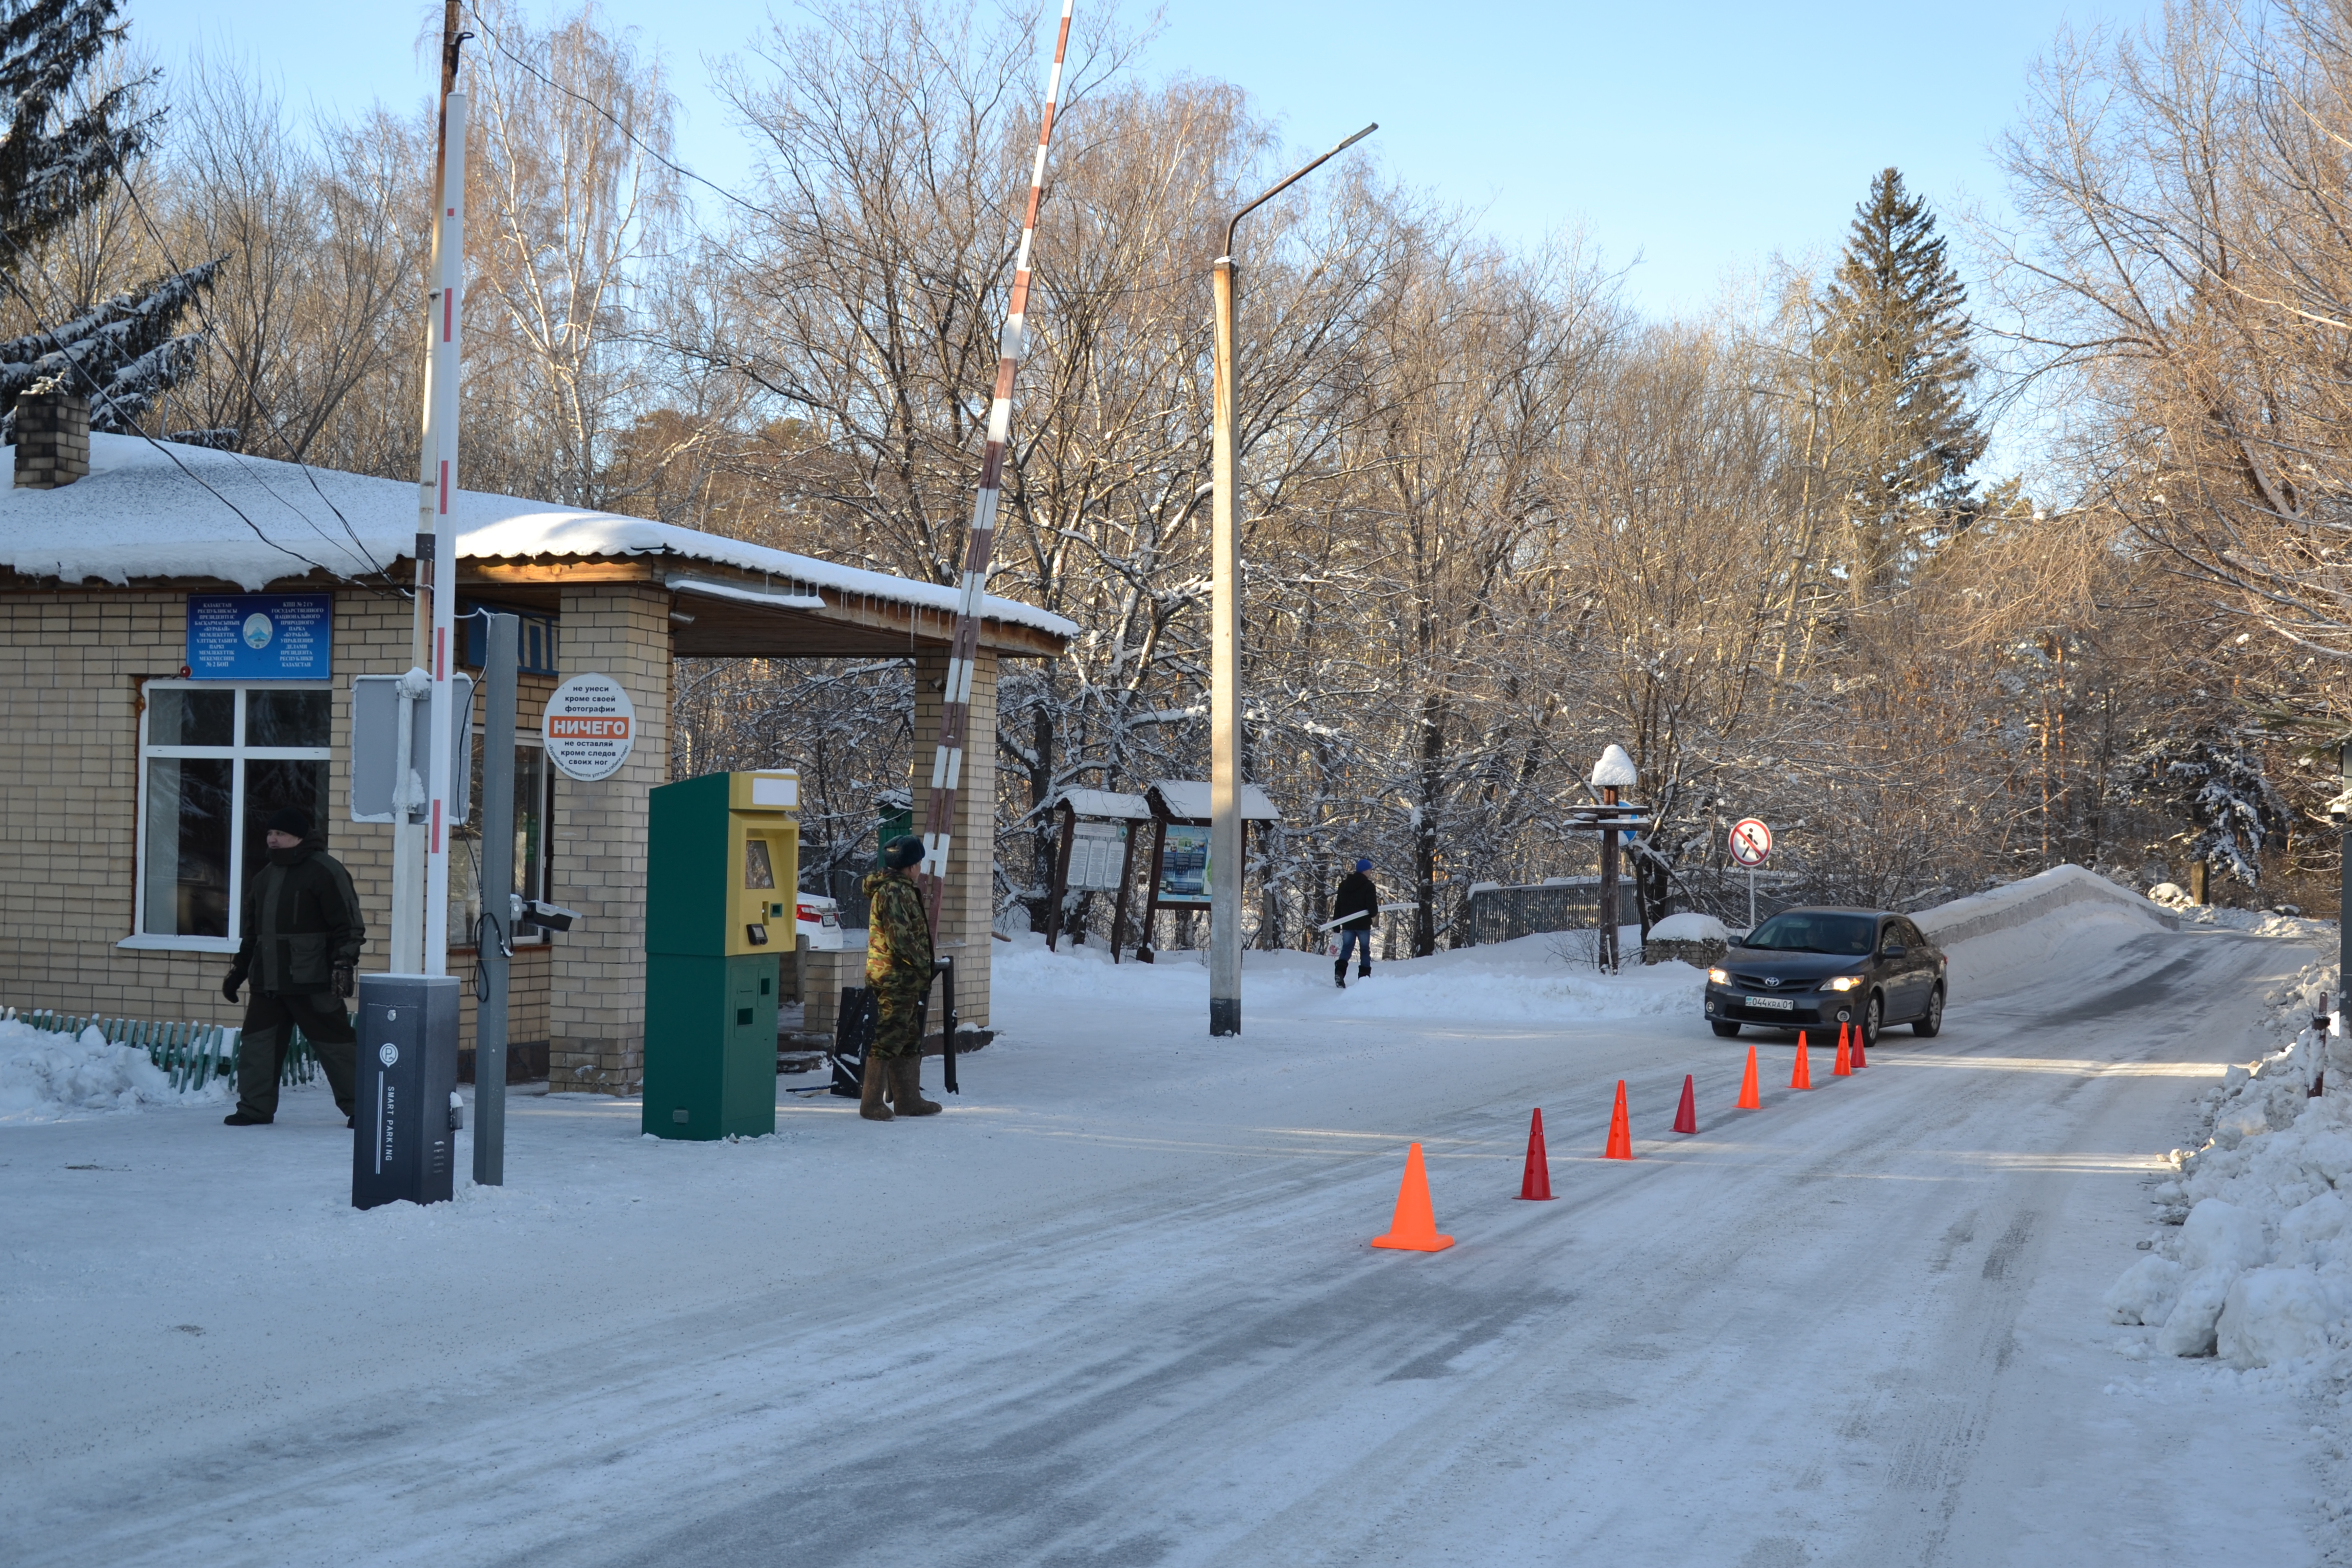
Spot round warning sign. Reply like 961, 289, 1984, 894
1728, 817, 1772, 868
545, 673, 636, 782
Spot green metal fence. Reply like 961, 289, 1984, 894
2, 1006, 318, 1090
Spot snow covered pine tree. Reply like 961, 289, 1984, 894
0, 0, 217, 442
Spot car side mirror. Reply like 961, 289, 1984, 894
1881, 943, 1906, 960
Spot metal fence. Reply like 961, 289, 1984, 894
1463, 880, 1639, 947
3, 1006, 316, 1090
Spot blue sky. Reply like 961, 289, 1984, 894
132, 0, 2155, 318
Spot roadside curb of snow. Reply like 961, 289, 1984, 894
2096, 957, 2352, 1559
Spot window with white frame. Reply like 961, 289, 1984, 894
136, 682, 333, 947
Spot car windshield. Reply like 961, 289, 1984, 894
1742, 913, 1877, 956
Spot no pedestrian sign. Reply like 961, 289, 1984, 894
545, 673, 635, 782
1729, 818, 1772, 868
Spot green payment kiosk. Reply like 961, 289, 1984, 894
645, 769, 800, 1139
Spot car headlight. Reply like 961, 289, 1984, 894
1824, 975, 1864, 992
1707, 967, 1730, 985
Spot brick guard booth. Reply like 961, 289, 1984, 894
0, 419, 1072, 1097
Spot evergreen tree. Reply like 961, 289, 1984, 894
0, 0, 216, 439
1811, 167, 1985, 600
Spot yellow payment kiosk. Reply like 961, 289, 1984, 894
644, 770, 800, 1139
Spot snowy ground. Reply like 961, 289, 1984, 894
3, 912, 2341, 1566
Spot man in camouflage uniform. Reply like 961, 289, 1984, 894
221, 807, 362, 1127
859, 836, 942, 1120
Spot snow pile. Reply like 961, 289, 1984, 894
991, 930, 1702, 1024
1648, 912, 1729, 944
2104, 960, 2352, 1375
2145, 883, 2335, 940
0, 1018, 224, 1121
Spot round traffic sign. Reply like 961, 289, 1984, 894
1729, 817, 1772, 868
545, 673, 637, 782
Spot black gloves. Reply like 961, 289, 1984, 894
222, 967, 247, 1003
333, 965, 355, 1000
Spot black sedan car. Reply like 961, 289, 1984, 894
1702, 907, 1947, 1048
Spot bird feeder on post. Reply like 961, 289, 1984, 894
1565, 745, 1648, 973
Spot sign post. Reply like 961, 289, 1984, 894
1728, 817, 1772, 932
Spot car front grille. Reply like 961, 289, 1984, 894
1729, 973, 1808, 992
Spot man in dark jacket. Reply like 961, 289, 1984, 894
858, 836, 942, 1121
1332, 857, 1379, 987
220, 808, 362, 1126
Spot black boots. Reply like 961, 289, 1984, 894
223, 1110, 272, 1126
1334, 959, 1347, 989
1359, 964, 1372, 979
889, 1056, 942, 1116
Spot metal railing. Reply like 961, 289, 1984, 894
3, 1006, 316, 1090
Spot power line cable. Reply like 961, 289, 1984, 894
0, 244, 351, 582
107, 164, 402, 590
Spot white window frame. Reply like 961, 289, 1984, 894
121, 678, 334, 953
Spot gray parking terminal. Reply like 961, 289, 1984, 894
353, 974, 460, 1210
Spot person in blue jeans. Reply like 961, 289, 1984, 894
1332, 858, 1379, 987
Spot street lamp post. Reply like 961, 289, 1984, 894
1209, 122, 1376, 1038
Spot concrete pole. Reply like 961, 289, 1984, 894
1202, 123, 1376, 1038
1209, 256, 1242, 1037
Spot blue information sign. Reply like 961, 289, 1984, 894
186, 594, 333, 680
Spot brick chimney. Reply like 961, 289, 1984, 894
14, 387, 89, 489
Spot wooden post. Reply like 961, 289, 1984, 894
1110, 813, 1140, 963
1598, 785, 1621, 973
1046, 799, 1077, 951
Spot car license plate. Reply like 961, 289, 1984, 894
1745, 995, 1794, 1011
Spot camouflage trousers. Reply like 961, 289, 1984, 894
867, 967, 931, 1060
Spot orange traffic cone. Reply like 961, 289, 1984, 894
1672, 1073, 1698, 1134
1604, 1080, 1634, 1160
1737, 1045, 1761, 1109
1792, 1035, 1814, 1090
1518, 1109, 1554, 1200
1833, 1025, 1852, 1076
1852, 1029, 1868, 1070
1371, 1143, 1455, 1251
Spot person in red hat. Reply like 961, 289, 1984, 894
219, 807, 362, 1127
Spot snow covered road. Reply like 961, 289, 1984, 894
3, 911, 2337, 1566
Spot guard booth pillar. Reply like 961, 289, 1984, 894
644, 770, 800, 1139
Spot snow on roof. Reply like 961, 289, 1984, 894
1055, 788, 1151, 820
1588, 744, 1638, 788
1146, 779, 1280, 822
0, 433, 1076, 640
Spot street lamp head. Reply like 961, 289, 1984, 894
1224, 122, 1379, 258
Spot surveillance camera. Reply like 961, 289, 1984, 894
510, 895, 579, 933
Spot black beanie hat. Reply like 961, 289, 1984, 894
266, 807, 313, 838
881, 835, 924, 870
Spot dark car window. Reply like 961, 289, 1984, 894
1743, 912, 1877, 955
1894, 919, 1927, 950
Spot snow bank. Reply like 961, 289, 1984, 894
2104, 959, 2352, 1376
2145, 882, 2336, 940
1648, 912, 1728, 944
0, 1019, 225, 1122
991, 930, 1702, 1024
1918, 864, 2177, 948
